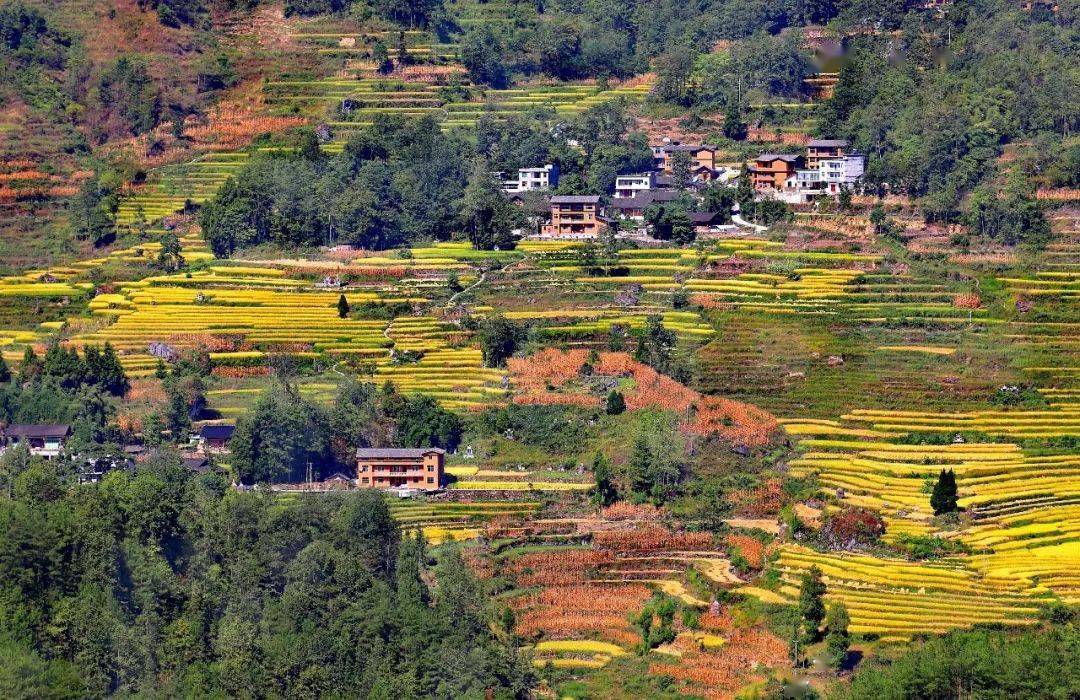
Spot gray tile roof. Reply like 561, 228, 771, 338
756, 153, 803, 163
4, 424, 71, 439
356, 447, 446, 459
808, 139, 849, 148
662, 144, 716, 152
550, 195, 601, 204
608, 190, 682, 209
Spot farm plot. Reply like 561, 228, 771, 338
771, 405, 1080, 637
388, 499, 539, 543
484, 522, 785, 696
787, 437, 1080, 516
68, 268, 404, 377
743, 545, 1045, 642
115, 153, 250, 229
268, 77, 650, 132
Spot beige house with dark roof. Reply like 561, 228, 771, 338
542, 195, 605, 238
356, 447, 445, 491
0, 424, 71, 459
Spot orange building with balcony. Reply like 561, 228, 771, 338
748, 154, 804, 191
356, 447, 445, 491
542, 195, 605, 238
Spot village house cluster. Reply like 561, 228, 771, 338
0, 419, 448, 493
500, 137, 865, 240
749, 139, 865, 204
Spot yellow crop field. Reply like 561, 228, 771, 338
768, 401, 1080, 638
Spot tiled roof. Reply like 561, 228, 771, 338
200, 424, 235, 441
4, 424, 71, 438
662, 144, 716, 152
808, 139, 849, 148
607, 190, 682, 209
356, 447, 446, 459
756, 153, 802, 163
689, 211, 722, 224
550, 195, 601, 204
182, 456, 211, 472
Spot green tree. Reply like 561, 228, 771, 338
0, 353, 9, 383
930, 468, 958, 515
652, 47, 695, 106
825, 602, 850, 671
395, 30, 410, 66
634, 315, 678, 375
162, 376, 193, 442
372, 40, 392, 74
0, 441, 32, 498
460, 160, 520, 250
229, 381, 330, 483
838, 185, 853, 212
798, 565, 826, 642
337, 293, 350, 319
722, 100, 747, 140
460, 26, 507, 88
605, 390, 626, 415
156, 232, 185, 271
591, 452, 617, 507
478, 315, 522, 368
671, 150, 693, 191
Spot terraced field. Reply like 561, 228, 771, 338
389, 498, 540, 543
747, 401, 1080, 639
757, 545, 1044, 642
116, 153, 251, 230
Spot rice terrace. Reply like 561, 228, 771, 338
0, 0, 1077, 698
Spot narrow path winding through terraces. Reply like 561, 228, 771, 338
446, 258, 519, 307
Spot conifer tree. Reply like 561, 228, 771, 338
591, 452, 617, 507
825, 602, 851, 671
605, 389, 626, 415
931, 468, 958, 515
799, 565, 827, 642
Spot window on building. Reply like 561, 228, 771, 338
427, 477, 434, 484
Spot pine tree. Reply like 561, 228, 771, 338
722, 99, 747, 140
825, 602, 851, 671
628, 434, 653, 496
931, 468, 958, 515
19, 346, 40, 383
337, 294, 350, 319
798, 565, 827, 642
605, 390, 626, 415
396, 30, 410, 66
591, 452, 617, 507
372, 41, 392, 74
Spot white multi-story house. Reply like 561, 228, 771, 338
782, 153, 865, 202
501, 164, 560, 193
614, 172, 657, 199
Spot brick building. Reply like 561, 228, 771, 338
356, 447, 445, 491
542, 195, 604, 238
749, 154, 805, 191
